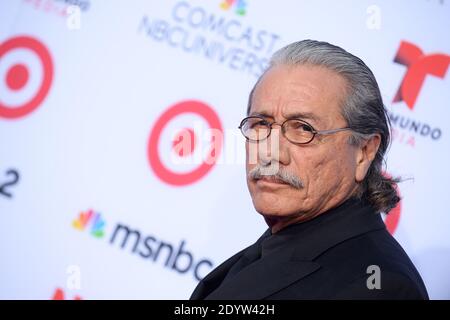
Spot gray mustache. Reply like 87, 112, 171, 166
248, 164, 304, 189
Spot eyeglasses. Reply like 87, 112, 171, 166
238, 116, 353, 144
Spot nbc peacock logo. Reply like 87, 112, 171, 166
220, 0, 247, 16
72, 209, 105, 238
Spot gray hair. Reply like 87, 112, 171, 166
247, 39, 400, 213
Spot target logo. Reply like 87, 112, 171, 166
0, 35, 53, 119
148, 100, 223, 186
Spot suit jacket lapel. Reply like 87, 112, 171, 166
190, 248, 245, 300
190, 229, 272, 300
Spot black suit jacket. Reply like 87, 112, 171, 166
190, 198, 428, 300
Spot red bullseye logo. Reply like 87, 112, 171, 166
0, 36, 53, 119
148, 100, 223, 186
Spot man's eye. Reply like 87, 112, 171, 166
250, 120, 269, 128
300, 124, 313, 132
291, 122, 313, 132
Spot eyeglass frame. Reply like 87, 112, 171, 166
238, 116, 353, 145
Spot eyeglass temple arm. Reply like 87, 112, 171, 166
315, 127, 353, 135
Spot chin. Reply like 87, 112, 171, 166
248, 179, 308, 217
251, 194, 302, 217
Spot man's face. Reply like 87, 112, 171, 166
246, 64, 360, 226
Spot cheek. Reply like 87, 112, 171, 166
318, 147, 356, 187
329, 140, 358, 174
292, 143, 355, 193
290, 148, 324, 188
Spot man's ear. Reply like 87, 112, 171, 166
355, 134, 381, 182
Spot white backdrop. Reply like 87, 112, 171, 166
1, 0, 449, 299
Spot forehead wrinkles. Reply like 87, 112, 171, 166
254, 80, 321, 106
252, 82, 324, 119
250, 65, 349, 123
284, 82, 321, 105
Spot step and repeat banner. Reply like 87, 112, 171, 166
1, 0, 449, 299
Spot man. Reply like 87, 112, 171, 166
190, 40, 428, 299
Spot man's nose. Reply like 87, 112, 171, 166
258, 126, 290, 165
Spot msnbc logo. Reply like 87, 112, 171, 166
71, 209, 214, 280
220, 0, 247, 16
72, 209, 105, 238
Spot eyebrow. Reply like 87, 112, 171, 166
249, 111, 321, 125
